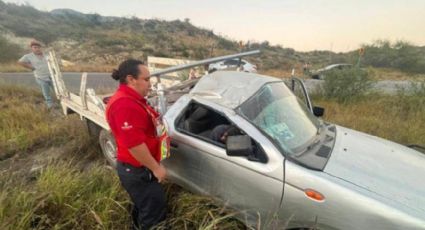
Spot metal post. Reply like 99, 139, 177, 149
291, 68, 296, 91
46, 50, 61, 98
80, 72, 88, 110
150, 50, 261, 77
51, 50, 69, 98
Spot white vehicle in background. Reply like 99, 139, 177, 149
208, 58, 257, 73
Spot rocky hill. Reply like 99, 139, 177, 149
0, 1, 354, 70
1, 1, 424, 74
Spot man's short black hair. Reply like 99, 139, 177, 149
111, 59, 145, 84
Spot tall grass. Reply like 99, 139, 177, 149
313, 86, 425, 145
62, 64, 116, 73
320, 68, 374, 103
0, 84, 91, 160
0, 63, 28, 72
158, 185, 245, 230
0, 163, 244, 230
368, 67, 425, 81
0, 84, 244, 230
0, 161, 130, 230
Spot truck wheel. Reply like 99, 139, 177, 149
86, 120, 102, 138
312, 74, 319, 79
99, 129, 117, 167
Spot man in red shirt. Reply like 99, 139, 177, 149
106, 59, 167, 230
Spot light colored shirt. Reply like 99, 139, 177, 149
19, 53, 51, 80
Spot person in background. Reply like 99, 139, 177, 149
18, 40, 55, 109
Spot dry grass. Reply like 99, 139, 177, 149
0, 161, 131, 230
0, 84, 92, 159
62, 64, 116, 73
0, 84, 245, 230
0, 164, 244, 230
0, 62, 28, 72
368, 67, 425, 81
314, 92, 425, 145
156, 184, 246, 230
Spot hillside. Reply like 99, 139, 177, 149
0, 1, 424, 75
0, 1, 355, 71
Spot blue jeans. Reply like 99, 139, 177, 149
35, 78, 54, 108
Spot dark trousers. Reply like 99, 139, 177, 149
117, 162, 167, 230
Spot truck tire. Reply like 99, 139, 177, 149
99, 129, 117, 167
86, 120, 102, 138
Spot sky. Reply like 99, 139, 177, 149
4, 0, 425, 52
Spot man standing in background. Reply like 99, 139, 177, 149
18, 40, 55, 109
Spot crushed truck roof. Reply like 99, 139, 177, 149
189, 71, 281, 109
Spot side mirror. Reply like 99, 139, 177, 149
313, 106, 325, 117
226, 135, 253, 157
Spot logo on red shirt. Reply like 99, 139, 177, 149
121, 122, 133, 130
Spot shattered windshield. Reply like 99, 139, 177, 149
238, 82, 320, 155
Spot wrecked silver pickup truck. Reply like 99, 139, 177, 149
160, 71, 425, 230
47, 51, 425, 230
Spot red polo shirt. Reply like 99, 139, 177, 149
106, 84, 160, 167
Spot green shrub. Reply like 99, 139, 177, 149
95, 37, 127, 48
362, 40, 425, 74
322, 68, 373, 103
409, 81, 425, 98
395, 81, 425, 112
0, 36, 24, 62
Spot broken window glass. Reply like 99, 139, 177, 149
238, 82, 320, 155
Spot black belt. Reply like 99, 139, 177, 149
117, 161, 156, 182
118, 161, 145, 169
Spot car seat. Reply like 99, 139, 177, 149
183, 106, 210, 134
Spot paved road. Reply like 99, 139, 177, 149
0, 72, 118, 94
0, 72, 417, 94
